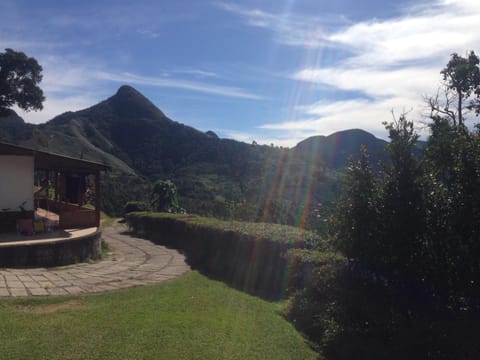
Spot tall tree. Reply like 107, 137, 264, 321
0, 48, 45, 115
381, 115, 425, 277
334, 145, 378, 263
430, 51, 480, 126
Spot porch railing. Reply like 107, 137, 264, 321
36, 198, 98, 229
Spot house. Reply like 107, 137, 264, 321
0, 141, 110, 267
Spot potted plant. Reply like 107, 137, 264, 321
17, 201, 34, 235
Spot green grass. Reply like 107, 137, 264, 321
100, 238, 111, 257
100, 210, 116, 227
0, 272, 317, 360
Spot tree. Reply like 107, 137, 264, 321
0, 48, 45, 115
294, 53, 480, 359
428, 51, 480, 126
380, 115, 426, 276
151, 180, 179, 212
334, 145, 379, 263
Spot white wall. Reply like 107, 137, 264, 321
0, 155, 34, 212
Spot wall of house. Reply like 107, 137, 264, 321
0, 155, 34, 212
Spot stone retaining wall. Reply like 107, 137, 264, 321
0, 230, 101, 268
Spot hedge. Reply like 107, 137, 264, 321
125, 212, 325, 299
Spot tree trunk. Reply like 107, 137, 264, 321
458, 89, 463, 126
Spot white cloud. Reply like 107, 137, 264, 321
215, 2, 346, 48
9, 54, 106, 124
174, 69, 219, 78
260, 97, 425, 141
3, 47, 261, 124
226, 0, 480, 143
5, 0, 480, 147
16, 94, 99, 124
96, 71, 262, 100
221, 129, 306, 148
39, 58, 98, 94
136, 29, 160, 39
328, 10, 480, 67
19, 67, 262, 124
293, 66, 441, 98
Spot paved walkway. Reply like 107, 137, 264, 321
0, 223, 190, 297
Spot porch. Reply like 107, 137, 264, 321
35, 198, 97, 229
0, 141, 109, 234
0, 141, 109, 267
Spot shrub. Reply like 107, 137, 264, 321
126, 212, 324, 299
284, 250, 347, 353
151, 180, 179, 212
123, 201, 149, 215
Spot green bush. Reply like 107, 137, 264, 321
123, 201, 149, 215
322, 115, 480, 359
284, 251, 408, 359
284, 250, 347, 353
126, 212, 324, 299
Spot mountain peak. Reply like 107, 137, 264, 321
115, 85, 143, 97
108, 85, 166, 119
294, 128, 388, 169
326, 128, 378, 141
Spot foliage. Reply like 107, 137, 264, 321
442, 51, 480, 123
125, 212, 324, 298
151, 179, 179, 212
100, 171, 151, 216
123, 200, 149, 215
284, 250, 347, 351
0, 48, 45, 115
126, 212, 323, 249
423, 123, 480, 312
333, 145, 378, 262
100, 238, 110, 257
290, 104, 480, 358
99, 210, 116, 228
429, 51, 480, 126
379, 116, 425, 277
0, 272, 317, 360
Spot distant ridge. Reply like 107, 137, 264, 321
295, 128, 388, 169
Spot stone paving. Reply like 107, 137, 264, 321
0, 223, 190, 297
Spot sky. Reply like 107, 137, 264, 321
1, 0, 480, 147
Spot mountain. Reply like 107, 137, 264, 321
295, 129, 389, 169
0, 86, 390, 226
0, 109, 35, 143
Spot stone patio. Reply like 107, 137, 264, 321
0, 222, 190, 297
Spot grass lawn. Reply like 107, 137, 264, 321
99, 210, 116, 227
0, 272, 317, 359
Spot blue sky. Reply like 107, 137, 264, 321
1, 0, 479, 146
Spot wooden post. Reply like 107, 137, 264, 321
54, 171, 59, 201
46, 169, 50, 200
95, 170, 101, 227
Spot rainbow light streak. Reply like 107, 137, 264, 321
240, 1, 345, 295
